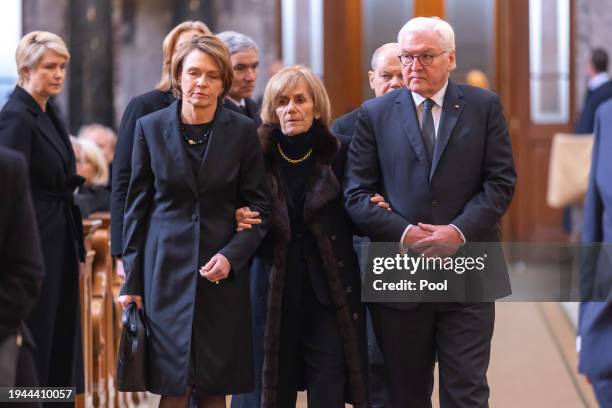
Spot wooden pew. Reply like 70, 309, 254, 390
90, 212, 148, 408
76, 219, 101, 408
89, 212, 115, 407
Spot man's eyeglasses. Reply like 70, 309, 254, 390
398, 51, 448, 67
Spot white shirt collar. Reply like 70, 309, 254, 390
411, 80, 449, 109
588, 72, 610, 90
226, 96, 246, 108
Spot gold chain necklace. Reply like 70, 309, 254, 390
277, 142, 313, 164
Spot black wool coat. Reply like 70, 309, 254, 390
0, 86, 84, 389
0, 147, 44, 343
121, 101, 271, 395
255, 124, 368, 408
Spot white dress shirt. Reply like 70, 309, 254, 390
226, 95, 246, 108
588, 72, 610, 91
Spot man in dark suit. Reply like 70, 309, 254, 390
344, 17, 516, 407
575, 48, 612, 134
0, 147, 44, 386
579, 99, 612, 407
218, 31, 262, 127
333, 42, 403, 408
332, 42, 403, 137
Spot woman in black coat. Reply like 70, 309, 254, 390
118, 35, 270, 407
0, 31, 84, 392
111, 20, 211, 258
236, 66, 369, 408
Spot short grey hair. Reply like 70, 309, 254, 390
217, 31, 258, 55
398, 16, 455, 51
370, 42, 399, 71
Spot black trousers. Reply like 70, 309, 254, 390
276, 276, 346, 408
370, 302, 495, 408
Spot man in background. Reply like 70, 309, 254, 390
332, 42, 403, 408
218, 30, 262, 127
575, 48, 612, 134
332, 42, 403, 136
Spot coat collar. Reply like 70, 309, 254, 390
9, 86, 72, 168
258, 122, 341, 226
161, 100, 232, 197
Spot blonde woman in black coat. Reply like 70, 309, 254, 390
0, 31, 85, 393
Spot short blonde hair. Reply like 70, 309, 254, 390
170, 34, 233, 101
16, 31, 70, 86
260, 65, 331, 127
79, 138, 109, 186
157, 21, 211, 92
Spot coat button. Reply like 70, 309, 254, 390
191, 214, 198, 222
337, 260, 345, 268
346, 286, 352, 293
352, 313, 358, 320
330, 234, 337, 241
432, 200, 438, 207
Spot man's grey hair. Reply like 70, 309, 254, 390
398, 17, 456, 68
370, 42, 399, 71
217, 31, 258, 55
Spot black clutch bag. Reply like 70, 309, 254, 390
116, 302, 148, 391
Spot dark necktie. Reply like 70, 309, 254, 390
421, 98, 436, 164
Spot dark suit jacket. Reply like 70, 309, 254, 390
331, 108, 360, 137
111, 89, 175, 255
344, 82, 516, 307
0, 148, 44, 342
575, 80, 612, 134
121, 101, 270, 394
579, 99, 612, 380
224, 97, 262, 128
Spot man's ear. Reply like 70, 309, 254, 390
368, 70, 376, 90
448, 51, 457, 71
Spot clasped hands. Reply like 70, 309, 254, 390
403, 223, 463, 258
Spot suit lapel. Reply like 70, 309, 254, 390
12, 87, 70, 168
162, 101, 198, 196
394, 88, 429, 166
431, 81, 465, 180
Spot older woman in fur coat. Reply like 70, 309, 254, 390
233, 65, 387, 408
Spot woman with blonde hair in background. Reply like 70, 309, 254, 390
72, 137, 111, 216
111, 20, 211, 265
0, 30, 85, 393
